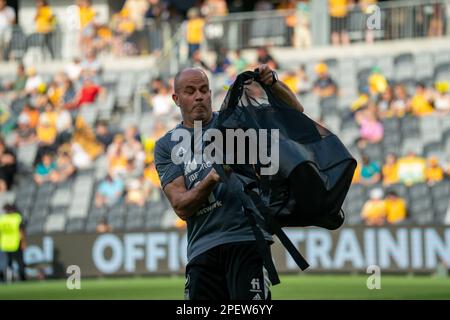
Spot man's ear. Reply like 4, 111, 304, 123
172, 93, 180, 107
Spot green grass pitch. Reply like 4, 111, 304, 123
0, 274, 449, 300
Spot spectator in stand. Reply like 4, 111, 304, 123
95, 120, 114, 149
24, 67, 44, 95
55, 105, 73, 146
67, 76, 104, 114
355, 105, 384, 145
95, 172, 125, 208
70, 116, 103, 169
360, 0, 378, 44
328, 0, 349, 46
35, 0, 56, 59
377, 86, 393, 118
361, 188, 386, 226
297, 64, 311, 95
36, 103, 58, 154
384, 190, 407, 224
3, 63, 27, 98
125, 177, 146, 207
13, 114, 37, 147
231, 50, 248, 74
382, 153, 399, 186
0, 139, 16, 192
312, 62, 337, 98
124, 0, 148, 31
360, 154, 381, 186
281, 69, 299, 95
111, 7, 137, 56
434, 81, 450, 114
33, 152, 57, 185
368, 66, 388, 98
96, 216, 113, 233
0, 0, 15, 61
151, 82, 177, 117
428, 3, 444, 37
189, 49, 212, 73
65, 57, 83, 82
61, 77, 77, 110
397, 151, 426, 186
143, 159, 160, 198
19, 104, 39, 129
80, 49, 102, 82
409, 82, 434, 117
108, 141, 128, 178
186, 8, 205, 59
277, 0, 298, 47
201, 0, 228, 17
351, 161, 362, 184
213, 46, 231, 74
390, 84, 409, 117
256, 46, 279, 70
425, 156, 444, 186
49, 149, 76, 184
77, 0, 97, 54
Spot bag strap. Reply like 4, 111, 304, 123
247, 190, 310, 271
213, 164, 280, 285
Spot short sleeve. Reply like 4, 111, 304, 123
154, 138, 184, 189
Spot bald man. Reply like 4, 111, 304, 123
154, 65, 303, 300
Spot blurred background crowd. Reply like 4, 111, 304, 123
0, 0, 450, 237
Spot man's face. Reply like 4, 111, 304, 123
172, 69, 212, 128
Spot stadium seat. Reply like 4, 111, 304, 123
381, 133, 402, 156
382, 117, 401, 133
16, 143, 38, 173
376, 56, 394, 79
433, 198, 450, 224
385, 183, 408, 200
66, 218, 86, 233
414, 52, 434, 80
434, 63, 450, 82
433, 51, 450, 66
51, 188, 72, 208
401, 137, 423, 155
343, 197, 365, 225
7, 25, 27, 60
26, 219, 45, 235
401, 116, 419, 134
408, 183, 430, 199
423, 141, 445, 161
363, 143, 383, 164
408, 197, 434, 225
323, 114, 341, 134
394, 53, 415, 81
430, 180, 450, 201
31, 204, 49, 219
44, 214, 66, 233
340, 126, 360, 147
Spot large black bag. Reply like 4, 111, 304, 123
212, 70, 357, 284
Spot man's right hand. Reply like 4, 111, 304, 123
207, 168, 221, 183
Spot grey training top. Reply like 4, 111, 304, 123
154, 112, 272, 261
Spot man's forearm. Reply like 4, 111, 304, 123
270, 80, 304, 113
172, 174, 219, 220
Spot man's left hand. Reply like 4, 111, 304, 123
256, 64, 276, 86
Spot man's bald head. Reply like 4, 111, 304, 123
172, 68, 213, 128
174, 68, 209, 93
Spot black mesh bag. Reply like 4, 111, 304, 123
212, 70, 357, 284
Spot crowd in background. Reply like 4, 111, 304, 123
1, 0, 447, 61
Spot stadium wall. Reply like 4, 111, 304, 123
23, 226, 450, 279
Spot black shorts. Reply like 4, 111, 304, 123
185, 241, 272, 300
331, 16, 348, 33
